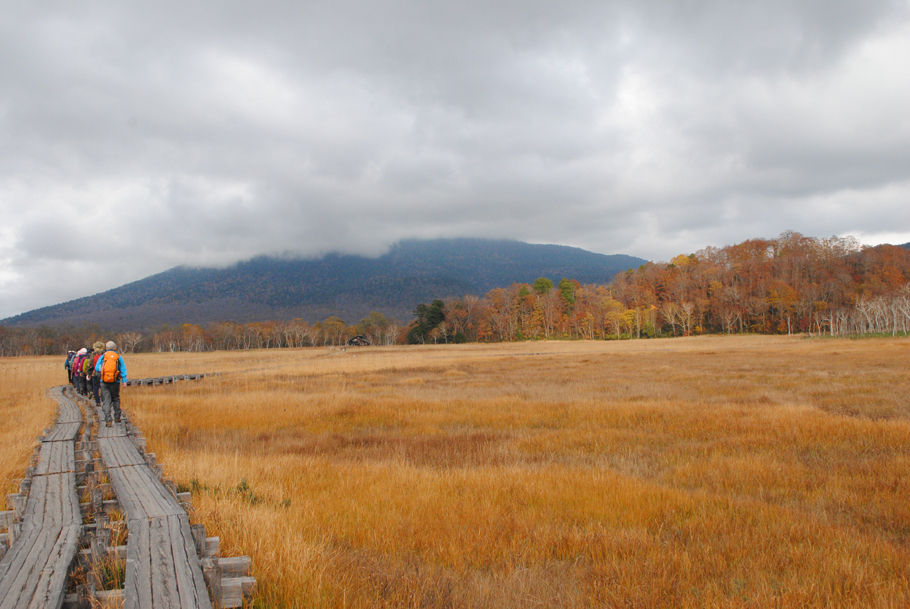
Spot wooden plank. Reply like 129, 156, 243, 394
118, 466, 161, 518
168, 515, 200, 609
221, 577, 257, 609
135, 519, 153, 609
59, 441, 74, 474
7, 494, 26, 518
33, 444, 53, 477
25, 523, 80, 609
116, 467, 155, 520
171, 515, 212, 609
217, 556, 251, 577
49, 442, 75, 476
0, 387, 84, 609
43, 474, 62, 529
62, 474, 81, 532
99, 436, 144, 469
42, 422, 80, 443
54, 471, 80, 527
149, 517, 180, 607
51, 398, 79, 420
0, 521, 53, 609
118, 438, 145, 466
116, 466, 153, 517
99, 437, 138, 468
48, 388, 82, 424
96, 422, 121, 441
19, 476, 48, 526
135, 466, 182, 518
34, 442, 75, 477
105, 467, 141, 520
112, 463, 180, 521
0, 477, 80, 606
0, 480, 46, 580
144, 470, 185, 517
123, 518, 152, 609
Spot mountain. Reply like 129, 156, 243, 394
901, 242, 910, 249
2, 239, 646, 331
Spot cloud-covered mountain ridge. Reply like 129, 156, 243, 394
2, 239, 645, 331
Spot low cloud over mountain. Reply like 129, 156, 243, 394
2, 239, 645, 331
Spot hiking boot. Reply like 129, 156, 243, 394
106, 421, 112, 427
114, 417, 121, 423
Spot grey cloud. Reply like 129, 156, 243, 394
2, 1, 910, 317
627, 0, 907, 75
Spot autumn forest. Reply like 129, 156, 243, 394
2, 232, 910, 355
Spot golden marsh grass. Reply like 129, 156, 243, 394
3, 336, 909, 607
0, 357, 60, 494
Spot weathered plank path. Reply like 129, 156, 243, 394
96, 418, 212, 609
0, 387, 83, 609
124, 374, 205, 387
1, 376, 253, 608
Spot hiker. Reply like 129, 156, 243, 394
79, 347, 92, 395
95, 340, 128, 427
72, 348, 88, 394
64, 350, 75, 384
81, 346, 95, 395
70, 349, 81, 391
89, 341, 105, 408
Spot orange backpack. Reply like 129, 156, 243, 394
101, 351, 121, 383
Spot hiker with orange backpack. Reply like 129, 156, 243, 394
94, 340, 128, 427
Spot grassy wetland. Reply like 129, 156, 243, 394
3, 335, 910, 608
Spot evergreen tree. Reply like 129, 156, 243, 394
407, 299, 445, 344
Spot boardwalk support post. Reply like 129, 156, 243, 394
7, 494, 26, 518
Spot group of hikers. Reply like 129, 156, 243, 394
64, 341, 128, 427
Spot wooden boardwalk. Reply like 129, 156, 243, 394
0, 376, 253, 608
124, 374, 205, 387
0, 387, 83, 609
96, 420, 212, 609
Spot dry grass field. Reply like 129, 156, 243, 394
3, 335, 910, 608
0, 358, 60, 495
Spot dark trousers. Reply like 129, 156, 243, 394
92, 375, 102, 406
101, 381, 122, 423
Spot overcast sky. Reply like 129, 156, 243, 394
2, 1, 910, 318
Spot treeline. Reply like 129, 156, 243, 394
0, 312, 402, 356
425, 233, 910, 342
3, 232, 910, 356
